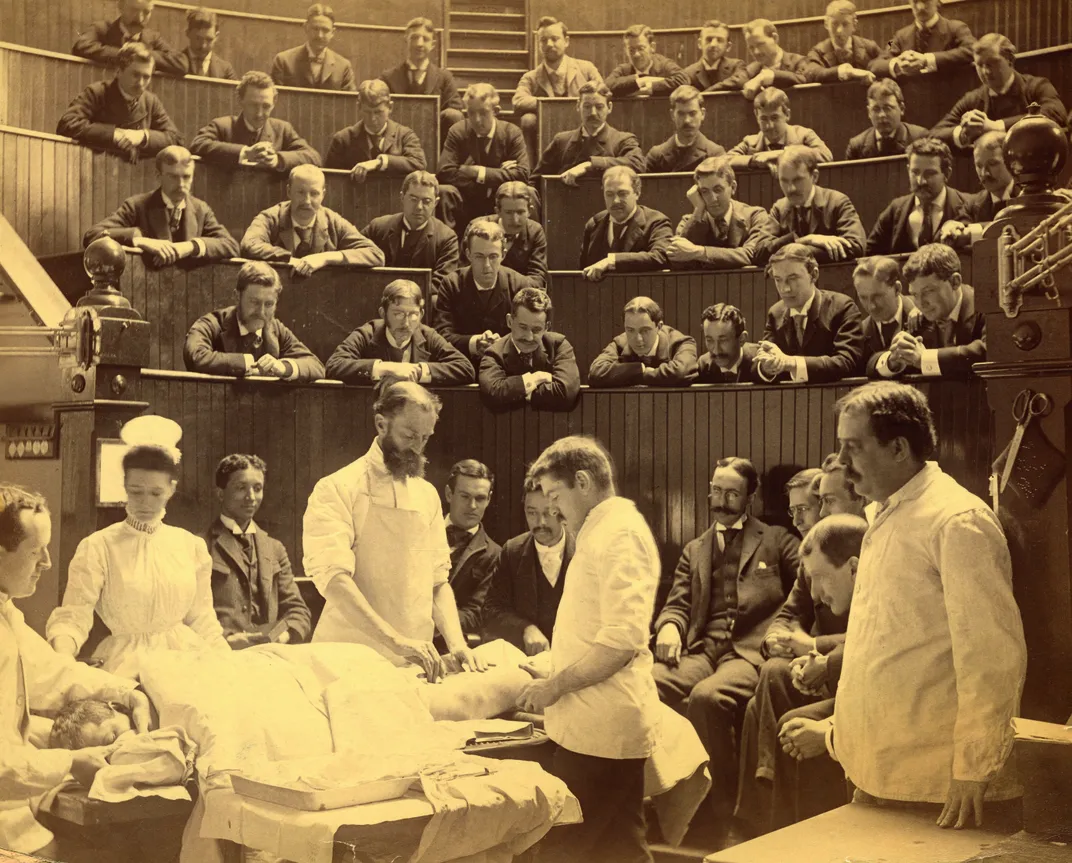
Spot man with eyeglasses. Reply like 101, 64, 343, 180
653, 457, 799, 839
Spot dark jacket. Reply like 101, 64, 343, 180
204, 518, 312, 643
437, 120, 530, 205
533, 124, 645, 176
644, 133, 726, 174
448, 524, 501, 635
240, 202, 384, 267
57, 79, 182, 157
763, 566, 848, 660
673, 200, 778, 270
804, 36, 882, 84
760, 289, 865, 383
744, 51, 810, 88
605, 54, 689, 98
696, 342, 761, 384
361, 213, 459, 296
861, 294, 920, 376
844, 122, 929, 160
71, 18, 182, 73
431, 265, 532, 361
866, 187, 972, 255
728, 124, 833, 162
190, 115, 321, 171
464, 215, 548, 289
83, 189, 238, 260
931, 72, 1068, 146
579, 205, 673, 270
270, 45, 355, 91
588, 326, 698, 387
767, 186, 867, 263
479, 332, 581, 411
870, 16, 975, 77
964, 189, 1010, 224
913, 284, 986, 376
654, 516, 799, 667
482, 531, 575, 649
173, 49, 238, 80
682, 57, 749, 92
325, 320, 474, 386
183, 306, 325, 380
325, 119, 427, 173
379, 62, 464, 111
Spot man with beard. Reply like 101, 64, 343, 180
696, 303, 760, 384
302, 382, 485, 680
682, 20, 748, 92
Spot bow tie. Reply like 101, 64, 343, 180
446, 524, 472, 547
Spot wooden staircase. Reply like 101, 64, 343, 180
446, 0, 529, 106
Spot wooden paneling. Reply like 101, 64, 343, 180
154, 0, 441, 28
0, 43, 440, 170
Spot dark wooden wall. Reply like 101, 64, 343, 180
155, 0, 443, 28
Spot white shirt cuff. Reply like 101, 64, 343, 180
522, 372, 539, 395
370, 359, 383, 380
790, 356, 809, 382
378, 154, 389, 170
824, 719, 839, 762
243, 353, 255, 374
191, 238, 206, 257
876, 351, 898, 378
924, 53, 937, 72
953, 125, 966, 148
757, 358, 778, 382
419, 362, 431, 384
282, 359, 298, 381
477, 166, 487, 184
607, 254, 617, 268
920, 347, 942, 376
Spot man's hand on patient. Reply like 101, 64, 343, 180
70, 744, 120, 788
451, 646, 488, 673
939, 779, 987, 829
516, 677, 561, 713
67, 685, 153, 734
226, 631, 271, 650
395, 636, 446, 682
522, 625, 551, 656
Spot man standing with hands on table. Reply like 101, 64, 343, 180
303, 383, 485, 681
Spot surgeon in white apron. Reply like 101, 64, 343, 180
302, 382, 484, 680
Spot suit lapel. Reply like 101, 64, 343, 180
453, 525, 489, 581
517, 536, 540, 613
252, 530, 274, 604
220, 308, 244, 352
212, 519, 251, 578
726, 202, 746, 247
279, 204, 296, 253
388, 214, 405, 260
620, 208, 646, 253
955, 286, 976, 345
381, 120, 399, 154
411, 326, 430, 363
311, 208, 329, 253
738, 518, 763, 576
895, 195, 915, 249
801, 290, 823, 351
694, 528, 714, 641
262, 320, 281, 357
147, 188, 171, 240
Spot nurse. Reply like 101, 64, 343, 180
302, 381, 484, 681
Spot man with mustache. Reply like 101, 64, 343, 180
696, 303, 760, 384
682, 19, 748, 93
644, 85, 726, 174
303, 382, 485, 681
270, 3, 355, 91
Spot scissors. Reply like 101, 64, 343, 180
1000, 389, 1052, 492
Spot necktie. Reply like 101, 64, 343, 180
791, 207, 809, 238
244, 331, 264, 356
711, 216, 728, 245
168, 206, 182, 238
937, 318, 956, 347
792, 314, 807, 349
879, 320, 898, 348
717, 526, 740, 554
550, 71, 564, 96
294, 225, 313, 258
368, 133, 382, 158
918, 202, 935, 247
610, 220, 628, 251
401, 225, 420, 255
236, 532, 256, 569
876, 135, 893, 157
408, 67, 419, 89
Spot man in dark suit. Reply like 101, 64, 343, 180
869, 0, 975, 79
431, 220, 532, 364
83, 145, 239, 265
72, 0, 182, 73
653, 456, 800, 828
174, 8, 237, 79
206, 453, 312, 649
437, 83, 529, 231
667, 156, 778, 270
326, 279, 474, 387
644, 85, 727, 174
191, 71, 322, 171
697, 303, 761, 384
866, 137, 971, 255
479, 288, 580, 412
683, 19, 749, 92
931, 33, 1067, 150
464, 182, 548, 289
589, 296, 697, 387
756, 243, 865, 384
325, 79, 427, 180
578, 166, 672, 280
483, 477, 574, 654
184, 260, 325, 380
767, 146, 867, 263
362, 171, 459, 296
441, 460, 501, 646
270, 3, 355, 91
379, 17, 465, 145
963, 131, 1014, 225
57, 42, 182, 162
804, 1, 880, 85
844, 79, 929, 160
873, 243, 985, 377
740, 19, 810, 100
533, 82, 645, 184
852, 256, 921, 376
727, 88, 834, 170
605, 25, 688, 98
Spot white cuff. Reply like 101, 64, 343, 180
378, 154, 389, 170
243, 353, 255, 374
953, 125, 966, 148
876, 351, 898, 378
757, 358, 778, 382
607, 253, 616, 268
837, 63, 852, 81
521, 372, 539, 395
790, 356, 809, 382
370, 359, 383, 381
191, 238, 206, 257
923, 53, 937, 73
419, 362, 431, 384
477, 166, 487, 184
824, 719, 839, 762
282, 359, 298, 381
920, 347, 942, 376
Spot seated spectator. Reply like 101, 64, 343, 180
578, 166, 672, 280
533, 82, 644, 184
852, 256, 920, 377
512, 16, 603, 160
866, 137, 971, 255
728, 88, 833, 171
325, 278, 474, 387
464, 182, 548, 289
482, 476, 574, 654
844, 79, 928, 160
785, 468, 823, 537
479, 287, 580, 412
431, 219, 532, 364
361, 171, 459, 296
83, 145, 238, 265
72, 0, 182, 74
205, 454, 312, 648
174, 8, 236, 79
191, 71, 322, 172
588, 296, 697, 388
683, 19, 749, 92
644, 85, 727, 173
183, 261, 324, 380
57, 42, 182, 162
740, 19, 810, 100
931, 33, 1068, 150
325, 79, 427, 180
697, 303, 760, 384
768, 146, 866, 263
379, 17, 465, 143
270, 4, 355, 91
240, 164, 385, 275
964, 131, 1014, 224
437, 83, 529, 231
667, 156, 778, 270
869, 0, 974, 79
804, 1, 879, 85
872, 243, 985, 378
756, 243, 865, 384
605, 25, 688, 99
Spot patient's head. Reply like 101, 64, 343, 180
50, 700, 134, 749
